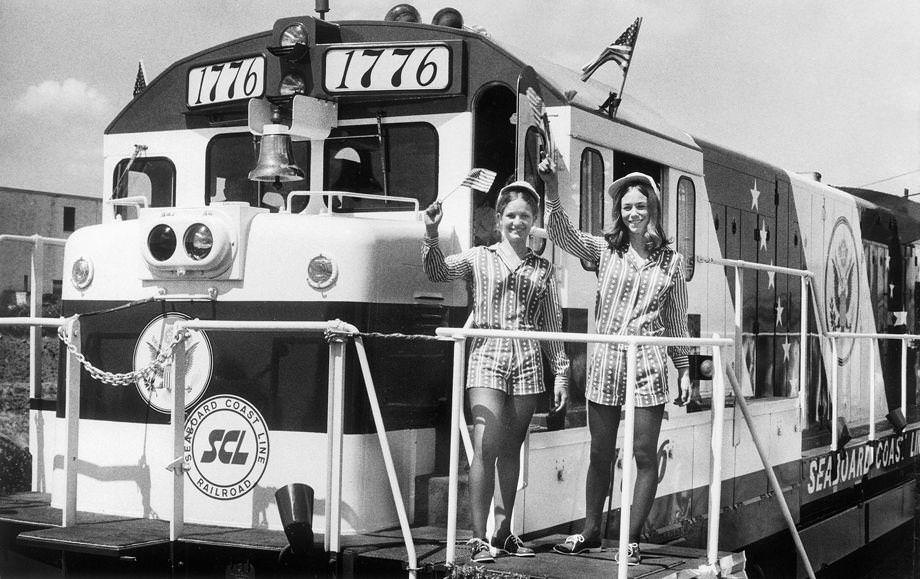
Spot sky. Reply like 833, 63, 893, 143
0, 1, 917, 199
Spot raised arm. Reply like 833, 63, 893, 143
539, 159, 604, 264
421, 201, 474, 281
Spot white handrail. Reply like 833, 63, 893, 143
825, 331, 919, 447
696, 255, 813, 427
435, 326, 732, 577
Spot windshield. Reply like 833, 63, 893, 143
324, 122, 437, 212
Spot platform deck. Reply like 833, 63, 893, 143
2, 492, 740, 578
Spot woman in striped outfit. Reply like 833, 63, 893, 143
543, 164, 691, 565
422, 181, 570, 563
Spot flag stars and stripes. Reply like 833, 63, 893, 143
580, 17, 642, 82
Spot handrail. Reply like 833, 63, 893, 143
696, 255, 813, 427
435, 326, 732, 578
176, 319, 419, 578
825, 331, 919, 448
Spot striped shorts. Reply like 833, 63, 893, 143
466, 337, 545, 396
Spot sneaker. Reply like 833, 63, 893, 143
467, 537, 494, 563
553, 534, 602, 555
613, 542, 641, 565
490, 533, 535, 558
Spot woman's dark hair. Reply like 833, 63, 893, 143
604, 181, 670, 252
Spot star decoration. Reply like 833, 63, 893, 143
759, 219, 768, 251
893, 311, 907, 326
767, 260, 776, 289
750, 180, 761, 212
782, 335, 791, 362
775, 298, 784, 326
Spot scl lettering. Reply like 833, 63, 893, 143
200, 429, 250, 464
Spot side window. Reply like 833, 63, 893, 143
112, 157, 176, 220
676, 176, 696, 281
580, 148, 604, 235
206, 133, 310, 212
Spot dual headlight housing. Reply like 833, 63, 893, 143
141, 213, 234, 277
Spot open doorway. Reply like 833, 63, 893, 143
472, 85, 516, 246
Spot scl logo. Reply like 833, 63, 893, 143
200, 429, 250, 465
184, 395, 270, 500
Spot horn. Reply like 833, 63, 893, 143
248, 124, 305, 185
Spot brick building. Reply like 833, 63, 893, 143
0, 186, 101, 305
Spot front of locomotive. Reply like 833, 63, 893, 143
50, 14, 475, 535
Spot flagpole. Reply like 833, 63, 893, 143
612, 17, 642, 120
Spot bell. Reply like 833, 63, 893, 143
248, 124, 305, 184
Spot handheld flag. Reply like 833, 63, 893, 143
438, 168, 497, 203
580, 17, 642, 82
133, 60, 147, 96
526, 87, 555, 170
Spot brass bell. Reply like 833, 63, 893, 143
248, 124, 305, 184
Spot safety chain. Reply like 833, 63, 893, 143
357, 331, 446, 342
57, 315, 188, 387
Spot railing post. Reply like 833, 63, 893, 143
831, 337, 839, 449
170, 335, 187, 541
29, 237, 44, 407
901, 337, 908, 417
733, 267, 743, 391
707, 340, 726, 570
325, 335, 347, 555
869, 343, 876, 441
62, 317, 81, 527
799, 277, 808, 428
446, 336, 465, 567
617, 342, 639, 579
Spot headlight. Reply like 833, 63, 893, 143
184, 223, 213, 261
279, 72, 306, 95
148, 224, 177, 261
307, 254, 337, 290
280, 23, 308, 47
71, 257, 94, 290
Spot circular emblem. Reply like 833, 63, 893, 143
824, 217, 860, 364
133, 313, 212, 413
184, 395, 270, 500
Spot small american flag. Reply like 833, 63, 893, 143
460, 168, 497, 192
133, 60, 147, 97
580, 17, 642, 82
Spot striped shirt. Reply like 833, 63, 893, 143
422, 236, 570, 391
546, 197, 690, 407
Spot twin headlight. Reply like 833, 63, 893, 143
142, 216, 233, 276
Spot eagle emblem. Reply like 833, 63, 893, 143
133, 313, 212, 413
823, 217, 859, 365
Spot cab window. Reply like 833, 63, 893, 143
112, 157, 175, 220
580, 148, 604, 235
205, 133, 310, 212
676, 176, 696, 281
324, 123, 437, 212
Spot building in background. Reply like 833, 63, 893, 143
0, 186, 100, 307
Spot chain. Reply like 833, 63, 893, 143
57, 316, 188, 387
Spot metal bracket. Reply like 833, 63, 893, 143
165, 456, 189, 473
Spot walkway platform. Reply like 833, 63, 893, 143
1, 492, 744, 578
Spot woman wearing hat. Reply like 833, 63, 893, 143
422, 180, 570, 563
542, 163, 691, 565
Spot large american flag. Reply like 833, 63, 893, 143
580, 17, 642, 82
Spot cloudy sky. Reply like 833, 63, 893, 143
1, 1, 917, 198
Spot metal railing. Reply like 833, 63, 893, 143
435, 326, 733, 578
826, 331, 919, 447
696, 255, 814, 427
171, 319, 421, 578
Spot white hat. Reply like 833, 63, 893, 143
498, 180, 540, 205
607, 172, 660, 200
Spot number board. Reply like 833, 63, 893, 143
322, 41, 462, 94
187, 56, 265, 108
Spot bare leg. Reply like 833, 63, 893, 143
582, 401, 621, 540
492, 393, 539, 540
467, 387, 506, 539
629, 404, 664, 542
